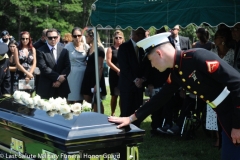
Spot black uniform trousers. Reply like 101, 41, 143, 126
120, 88, 143, 127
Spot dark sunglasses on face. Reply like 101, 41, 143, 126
73, 35, 82, 38
21, 38, 29, 41
115, 37, 122, 40
47, 36, 58, 40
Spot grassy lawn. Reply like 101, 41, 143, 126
102, 86, 221, 160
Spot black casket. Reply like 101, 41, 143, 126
0, 99, 145, 160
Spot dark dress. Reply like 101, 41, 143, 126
13, 49, 34, 92
7, 52, 16, 94
81, 46, 107, 96
108, 46, 120, 96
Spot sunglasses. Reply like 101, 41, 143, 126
231, 28, 240, 31
47, 36, 58, 40
73, 35, 82, 38
115, 37, 122, 39
21, 38, 29, 41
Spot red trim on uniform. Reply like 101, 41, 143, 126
206, 60, 219, 73
167, 73, 172, 84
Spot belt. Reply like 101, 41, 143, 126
207, 87, 230, 108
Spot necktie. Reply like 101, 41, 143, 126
51, 47, 57, 62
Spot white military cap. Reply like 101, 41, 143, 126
137, 32, 171, 59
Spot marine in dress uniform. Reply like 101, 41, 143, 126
109, 32, 240, 160
0, 43, 11, 97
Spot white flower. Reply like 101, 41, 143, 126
37, 99, 46, 109
42, 101, 53, 111
82, 100, 92, 112
49, 97, 55, 104
55, 97, 67, 105
20, 92, 30, 104
33, 95, 41, 106
59, 104, 71, 114
62, 113, 73, 120
71, 103, 82, 113
13, 91, 22, 100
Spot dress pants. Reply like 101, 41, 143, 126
120, 88, 143, 127
221, 131, 240, 160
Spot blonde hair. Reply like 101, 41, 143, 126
63, 33, 72, 42
113, 30, 125, 45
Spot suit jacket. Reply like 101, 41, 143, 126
36, 43, 70, 99
118, 40, 149, 92
168, 35, 191, 50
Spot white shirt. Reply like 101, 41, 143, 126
174, 36, 181, 50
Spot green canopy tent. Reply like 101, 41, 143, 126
90, 0, 240, 29
89, 0, 240, 113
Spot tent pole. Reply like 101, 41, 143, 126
93, 27, 101, 113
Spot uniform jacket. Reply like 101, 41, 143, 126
118, 40, 149, 92
36, 43, 70, 99
0, 58, 10, 96
136, 48, 240, 139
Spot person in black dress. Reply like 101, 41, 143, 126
106, 30, 125, 116
81, 29, 107, 113
7, 40, 18, 94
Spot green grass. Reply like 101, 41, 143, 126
102, 87, 221, 160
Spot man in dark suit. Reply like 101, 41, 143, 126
117, 28, 147, 127
36, 28, 70, 99
169, 25, 191, 50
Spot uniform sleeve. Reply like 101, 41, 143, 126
135, 77, 180, 122
195, 50, 240, 129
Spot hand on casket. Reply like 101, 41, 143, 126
108, 116, 131, 128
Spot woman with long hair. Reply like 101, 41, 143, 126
14, 31, 36, 94
81, 29, 106, 113
106, 30, 125, 116
65, 27, 89, 104
7, 40, 18, 93
207, 28, 234, 147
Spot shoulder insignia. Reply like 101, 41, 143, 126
206, 61, 219, 73
167, 73, 171, 84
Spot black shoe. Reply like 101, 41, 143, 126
157, 124, 171, 134
167, 125, 180, 135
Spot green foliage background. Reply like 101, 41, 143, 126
0, 0, 94, 41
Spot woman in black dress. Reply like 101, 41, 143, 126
81, 29, 106, 113
106, 30, 125, 116
7, 40, 18, 94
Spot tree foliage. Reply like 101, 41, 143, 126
0, 0, 94, 41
